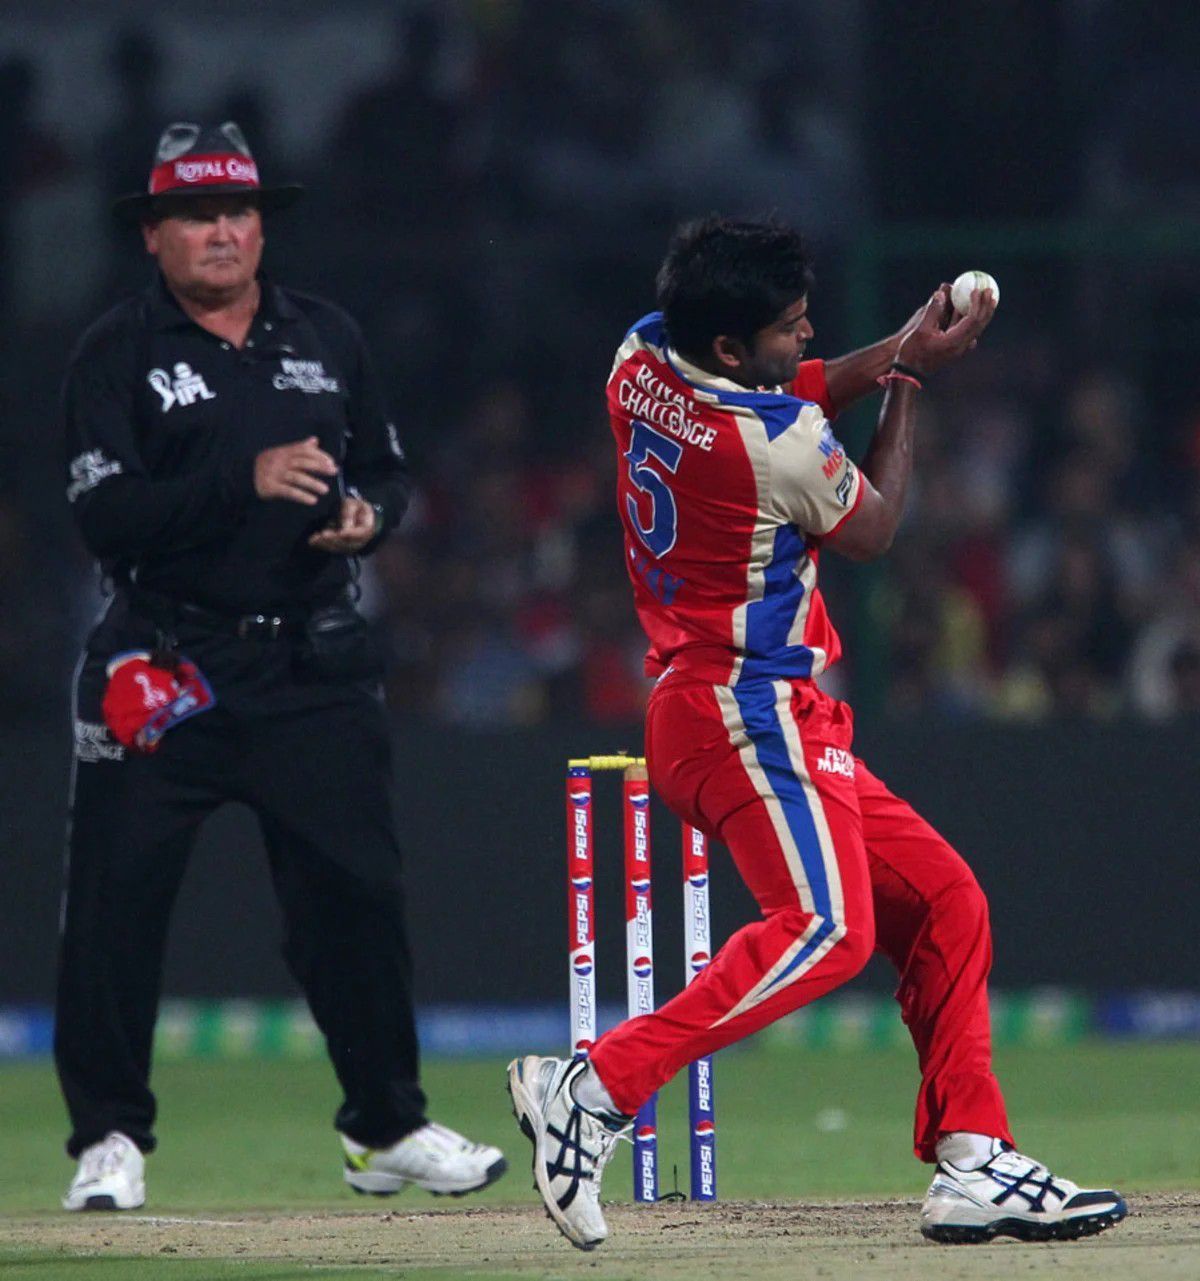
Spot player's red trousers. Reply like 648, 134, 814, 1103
588, 674, 1013, 1162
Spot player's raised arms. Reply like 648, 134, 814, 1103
824, 283, 996, 562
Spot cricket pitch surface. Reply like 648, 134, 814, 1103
4, 1192, 1196, 1280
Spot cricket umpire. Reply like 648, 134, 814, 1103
56, 121, 505, 1210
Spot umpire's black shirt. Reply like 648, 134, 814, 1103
64, 273, 410, 612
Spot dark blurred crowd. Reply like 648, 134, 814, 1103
867, 355, 1200, 721
2, 1, 1199, 727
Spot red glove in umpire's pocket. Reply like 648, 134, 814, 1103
101, 650, 216, 753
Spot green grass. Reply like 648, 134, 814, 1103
0, 1259, 410, 1280
2, 1040, 1197, 1216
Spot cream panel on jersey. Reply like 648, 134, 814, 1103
768, 404, 861, 536
608, 328, 651, 381
654, 347, 776, 676
785, 551, 823, 659
666, 348, 788, 677
727, 417, 779, 674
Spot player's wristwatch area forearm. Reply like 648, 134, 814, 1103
822, 332, 908, 412
860, 379, 918, 524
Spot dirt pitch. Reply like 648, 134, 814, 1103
3, 1192, 1196, 1280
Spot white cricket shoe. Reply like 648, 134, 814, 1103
62, 1131, 145, 1212
921, 1140, 1127, 1243
507, 1055, 629, 1251
341, 1122, 506, 1197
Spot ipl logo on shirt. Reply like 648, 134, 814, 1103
147, 363, 216, 412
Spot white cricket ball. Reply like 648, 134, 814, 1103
950, 270, 999, 315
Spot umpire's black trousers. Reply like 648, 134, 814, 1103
56, 594, 427, 1157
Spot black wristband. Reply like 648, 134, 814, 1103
890, 360, 926, 387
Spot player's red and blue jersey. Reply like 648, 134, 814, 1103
607, 311, 863, 686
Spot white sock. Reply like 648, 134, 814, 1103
571, 1063, 619, 1116
936, 1132, 1002, 1171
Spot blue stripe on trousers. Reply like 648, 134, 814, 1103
731, 680, 837, 994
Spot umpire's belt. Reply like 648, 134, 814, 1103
127, 586, 337, 640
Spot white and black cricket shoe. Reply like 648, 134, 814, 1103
921, 1140, 1127, 1244
507, 1055, 629, 1251
62, 1132, 145, 1212
342, 1122, 506, 1197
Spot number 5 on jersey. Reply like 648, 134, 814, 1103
624, 419, 683, 558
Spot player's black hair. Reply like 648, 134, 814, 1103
655, 215, 815, 360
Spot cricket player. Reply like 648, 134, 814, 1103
508, 217, 1126, 1248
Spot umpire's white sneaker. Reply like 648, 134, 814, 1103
342, 1122, 506, 1197
62, 1131, 145, 1212
921, 1140, 1127, 1243
507, 1055, 629, 1251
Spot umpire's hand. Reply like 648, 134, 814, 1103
308, 497, 379, 554
254, 436, 338, 505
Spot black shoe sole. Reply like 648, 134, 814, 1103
922, 1199, 1127, 1244
81, 1196, 117, 1211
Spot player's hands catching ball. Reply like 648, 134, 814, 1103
308, 496, 379, 554
896, 283, 996, 377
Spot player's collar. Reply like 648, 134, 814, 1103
667, 346, 784, 398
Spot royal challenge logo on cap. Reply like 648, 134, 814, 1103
148, 121, 261, 195
114, 120, 303, 222
156, 154, 260, 192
